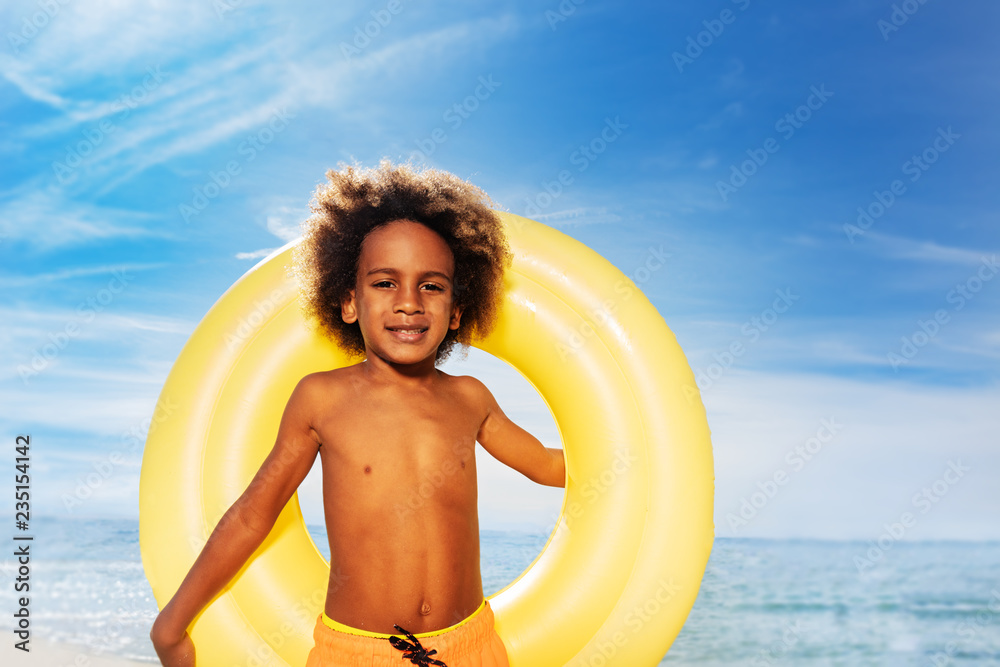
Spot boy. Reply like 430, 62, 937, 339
150, 161, 566, 666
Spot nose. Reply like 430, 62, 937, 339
393, 283, 423, 314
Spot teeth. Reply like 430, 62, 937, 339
393, 328, 425, 334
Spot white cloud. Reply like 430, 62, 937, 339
235, 248, 277, 260
695, 101, 744, 132
0, 263, 167, 288
234, 199, 307, 259
1, 304, 194, 389
0, 368, 169, 439
863, 230, 997, 265
532, 207, 622, 227
0, 54, 68, 107
708, 369, 999, 541
334, 15, 518, 80
3, 4, 527, 241
266, 211, 304, 242
0, 186, 171, 250
0, 0, 222, 94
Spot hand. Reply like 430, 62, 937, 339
150, 612, 196, 667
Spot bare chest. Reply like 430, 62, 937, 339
314, 387, 484, 480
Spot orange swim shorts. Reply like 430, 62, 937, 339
304, 600, 510, 667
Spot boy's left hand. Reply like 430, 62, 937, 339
152, 629, 196, 667
151, 611, 196, 667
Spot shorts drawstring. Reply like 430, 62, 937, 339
389, 625, 448, 666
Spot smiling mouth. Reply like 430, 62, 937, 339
387, 327, 428, 334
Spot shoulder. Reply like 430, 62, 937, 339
286, 368, 359, 446
441, 372, 498, 414
441, 371, 485, 395
290, 367, 356, 409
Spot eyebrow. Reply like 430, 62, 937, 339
364, 267, 454, 283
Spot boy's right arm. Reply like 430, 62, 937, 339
149, 375, 324, 666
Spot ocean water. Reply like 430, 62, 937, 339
1, 517, 998, 665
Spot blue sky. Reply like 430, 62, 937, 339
1, 0, 997, 541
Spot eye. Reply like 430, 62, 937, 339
421, 283, 445, 291
373, 280, 394, 288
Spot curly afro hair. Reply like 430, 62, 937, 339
293, 160, 512, 365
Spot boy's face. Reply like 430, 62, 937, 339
341, 219, 462, 369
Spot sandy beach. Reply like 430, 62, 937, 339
1, 638, 152, 666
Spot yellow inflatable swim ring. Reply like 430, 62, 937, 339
140, 212, 714, 666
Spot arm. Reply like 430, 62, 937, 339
150, 375, 323, 666
472, 378, 565, 488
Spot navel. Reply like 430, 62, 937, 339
419, 602, 431, 616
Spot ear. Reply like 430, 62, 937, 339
449, 301, 463, 331
341, 289, 357, 324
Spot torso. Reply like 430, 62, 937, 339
310, 365, 487, 633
